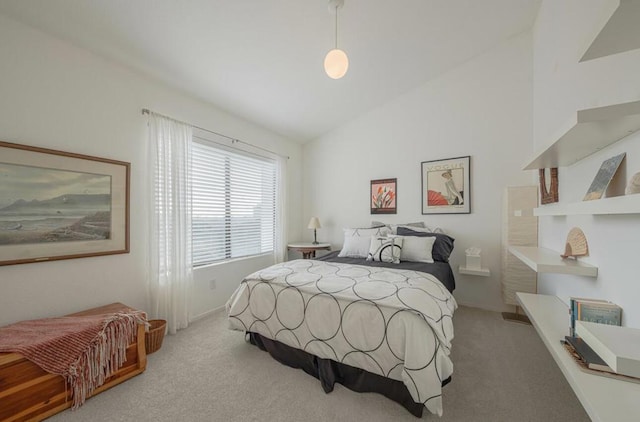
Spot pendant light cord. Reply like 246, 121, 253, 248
335, 5, 338, 49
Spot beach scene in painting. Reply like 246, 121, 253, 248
0, 163, 112, 245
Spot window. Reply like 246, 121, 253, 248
191, 140, 276, 266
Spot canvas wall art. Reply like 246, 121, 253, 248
0, 141, 130, 265
422, 156, 470, 214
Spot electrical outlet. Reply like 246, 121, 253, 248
209, 279, 216, 289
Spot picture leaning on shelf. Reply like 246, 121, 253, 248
583, 152, 626, 201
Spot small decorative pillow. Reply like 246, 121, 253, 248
389, 222, 426, 234
390, 235, 436, 263
396, 227, 454, 262
367, 236, 403, 264
338, 227, 390, 258
400, 225, 446, 234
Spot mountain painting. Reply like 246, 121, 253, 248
0, 162, 112, 245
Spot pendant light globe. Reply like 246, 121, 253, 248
324, 49, 349, 79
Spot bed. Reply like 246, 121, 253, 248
226, 226, 457, 417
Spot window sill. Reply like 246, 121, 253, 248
193, 252, 274, 270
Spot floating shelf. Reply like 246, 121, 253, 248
517, 293, 640, 422
581, 0, 640, 62
534, 194, 640, 216
523, 100, 640, 170
458, 266, 490, 277
508, 246, 598, 277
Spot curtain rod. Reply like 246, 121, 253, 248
141, 108, 289, 159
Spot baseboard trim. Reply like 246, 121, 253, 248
190, 305, 225, 323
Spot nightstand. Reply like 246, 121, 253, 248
287, 242, 331, 259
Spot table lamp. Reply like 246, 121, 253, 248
307, 217, 321, 244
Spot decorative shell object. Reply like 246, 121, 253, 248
561, 227, 589, 259
626, 172, 640, 195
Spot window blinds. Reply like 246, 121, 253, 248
192, 140, 276, 266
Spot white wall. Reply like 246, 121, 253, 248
533, 0, 640, 327
0, 15, 303, 326
303, 32, 533, 312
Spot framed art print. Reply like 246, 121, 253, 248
0, 141, 130, 266
371, 178, 397, 214
421, 156, 470, 214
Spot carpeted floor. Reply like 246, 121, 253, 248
49, 306, 590, 421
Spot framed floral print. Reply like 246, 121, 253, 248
371, 178, 397, 214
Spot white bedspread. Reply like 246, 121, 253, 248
226, 259, 457, 416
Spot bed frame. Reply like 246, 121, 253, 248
0, 303, 147, 422
248, 332, 451, 417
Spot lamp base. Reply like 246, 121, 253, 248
312, 241, 319, 245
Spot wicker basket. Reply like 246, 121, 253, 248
145, 319, 167, 354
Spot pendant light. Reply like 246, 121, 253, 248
324, 0, 349, 79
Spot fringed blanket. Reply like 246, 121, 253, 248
0, 310, 146, 409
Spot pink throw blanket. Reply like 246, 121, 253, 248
0, 310, 145, 409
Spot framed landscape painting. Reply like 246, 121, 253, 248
421, 156, 470, 214
371, 178, 397, 214
0, 141, 130, 266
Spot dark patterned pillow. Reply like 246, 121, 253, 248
396, 227, 454, 262
366, 236, 403, 264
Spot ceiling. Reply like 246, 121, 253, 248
0, 0, 541, 142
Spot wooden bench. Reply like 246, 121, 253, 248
0, 303, 147, 422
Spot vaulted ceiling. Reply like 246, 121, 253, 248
0, 0, 541, 142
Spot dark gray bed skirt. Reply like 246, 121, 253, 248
248, 332, 452, 418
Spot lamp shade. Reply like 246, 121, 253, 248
324, 49, 349, 79
307, 217, 321, 229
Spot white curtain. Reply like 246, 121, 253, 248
274, 155, 288, 263
148, 112, 193, 335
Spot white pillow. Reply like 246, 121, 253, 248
366, 236, 403, 264
338, 227, 389, 258
390, 235, 436, 263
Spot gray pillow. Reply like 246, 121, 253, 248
371, 221, 425, 228
396, 226, 455, 262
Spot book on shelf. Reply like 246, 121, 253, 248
569, 297, 621, 336
561, 335, 640, 384
563, 335, 613, 373
576, 320, 640, 379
